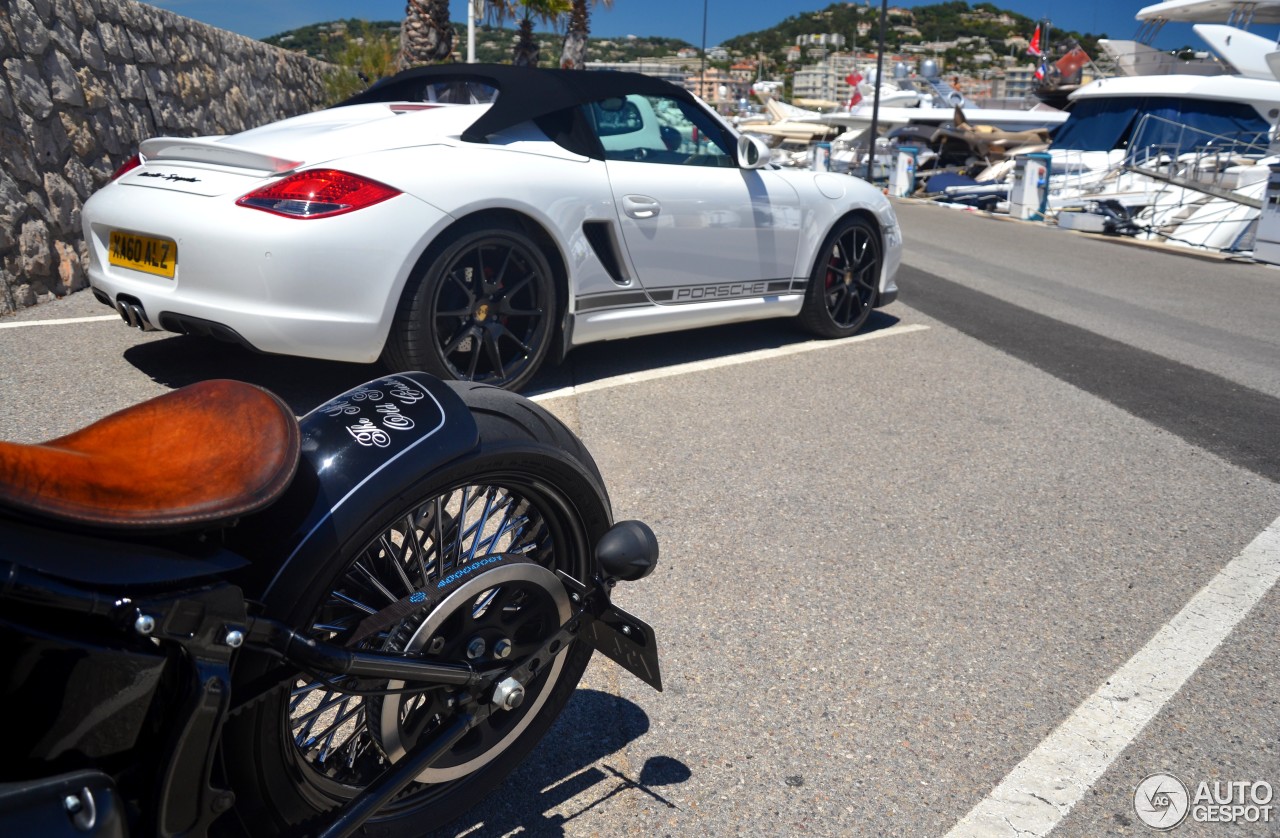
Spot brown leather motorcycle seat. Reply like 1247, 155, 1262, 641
0, 380, 300, 530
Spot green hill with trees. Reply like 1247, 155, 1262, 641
721, 2, 1101, 60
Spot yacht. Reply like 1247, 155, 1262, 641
1035, 2, 1280, 253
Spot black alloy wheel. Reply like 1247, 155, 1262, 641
799, 215, 881, 338
384, 223, 556, 391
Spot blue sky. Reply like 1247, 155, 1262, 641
142, 1, 1252, 51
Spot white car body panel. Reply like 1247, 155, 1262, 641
604, 160, 804, 293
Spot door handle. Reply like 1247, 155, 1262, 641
623, 195, 660, 220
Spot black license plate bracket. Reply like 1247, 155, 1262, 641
558, 572, 662, 691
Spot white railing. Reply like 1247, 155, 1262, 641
1123, 113, 1271, 195
1044, 114, 1272, 253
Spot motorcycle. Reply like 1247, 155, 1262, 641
0, 372, 661, 837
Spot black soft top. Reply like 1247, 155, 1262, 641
337, 63, 710, 148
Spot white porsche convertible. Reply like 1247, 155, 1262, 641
83, 65, 902, 390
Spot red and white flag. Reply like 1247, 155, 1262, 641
1027, 25, 1043, 57
1055, 46, 1089, 77
845, 72, 863, 108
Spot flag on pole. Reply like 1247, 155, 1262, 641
845, 72, 863, 108
1055, 46, 1089, 78
1027, 25, 1043, 57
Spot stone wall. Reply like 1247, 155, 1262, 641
0, 0, 331, 314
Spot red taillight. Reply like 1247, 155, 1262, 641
111, 154, 142, 181
236, 169, 401, 219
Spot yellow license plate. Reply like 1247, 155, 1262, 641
108, 230, 177, 279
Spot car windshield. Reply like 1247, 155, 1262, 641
418, 80, 499, 105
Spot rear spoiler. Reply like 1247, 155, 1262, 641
139, 137, 301, 173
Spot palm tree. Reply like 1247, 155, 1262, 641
397, 0, 454, 70
491, 0, 570, 67
560, 0, 613, 70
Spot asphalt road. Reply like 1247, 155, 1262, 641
2, 200, 1278, 837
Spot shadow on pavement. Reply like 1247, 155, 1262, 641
122, 337, 385, 414
434, 689, 690, 837
121, 310, 902, 412
524, 310, 902, 397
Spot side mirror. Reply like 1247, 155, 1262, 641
737, 134, 771, 169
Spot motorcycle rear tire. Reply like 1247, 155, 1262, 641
218, 382, 611, 837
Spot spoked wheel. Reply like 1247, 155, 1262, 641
798, 215, 882, 338
221, 384, 609, 837
384, 223, 556, 391
282, 488, 577, 809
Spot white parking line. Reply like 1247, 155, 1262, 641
0, 314, 119, 329
530, 322, 930, 402
945, 515, 1280, 837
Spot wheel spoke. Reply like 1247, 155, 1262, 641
474, 495, 521, 555
332, 590, 378, 615
494, 323, 535, 357
294, 688, 345, 746
500, 303, 543, 319
433, 495, 447, 579
488, 246, 515, 293
852, 231, 869, 263
855, 263, 877, 291
475, 246, 487, 293
451, 487, 472, 567
497, 271, 536, 306
835, 285, 855, 323
481, 330, 508, 383
471, 585, 504, 619
464, 339, 482, 380
312, 621, 355, 634
381, 528, 418, 594
440, 324, 478, 358
292, 690, 354, 728
315, 700, 366, 761
834, 235, 853, 270
353, 561, 400, 604
404, 510, 432, 589
465, 488, 499, 563
444, 269, 476, 304
291, 679, 327, 699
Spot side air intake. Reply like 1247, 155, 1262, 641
582, 221, 629, 285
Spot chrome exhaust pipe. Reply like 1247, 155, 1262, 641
114, 299, 137, 327
114, 298, 159, 332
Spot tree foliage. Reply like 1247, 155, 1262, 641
323, 21, 399, 103
265, 19, 693, 69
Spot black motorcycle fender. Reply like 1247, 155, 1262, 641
227, 372, 479, 605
